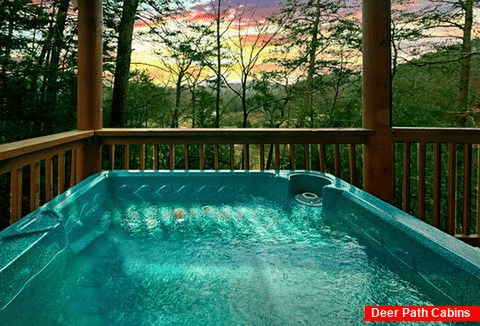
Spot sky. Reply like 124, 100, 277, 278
129, 0, 479, 85
131, 0, 285, 83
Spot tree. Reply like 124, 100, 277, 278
185, 65, 211, 127
404, 0, 480, 125
200, 0, 238, 127
223, 4, 283, 128
0, 0, 77, 142
392, 41, 480, 127
110, 0, 141, 128
270, 0, 359, 127
248, 73, 290, 128
390, 0, 426, 78
44, 0, 71, 113
104, 69, 173, 127
151, 20, 214, 127
191, 85, 217, 127
109, 0, 181, 127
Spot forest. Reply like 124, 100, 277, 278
0, 0, 479, 145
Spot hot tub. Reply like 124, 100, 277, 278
1, 170, 479, 325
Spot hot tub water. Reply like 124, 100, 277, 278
1, 198, 442, 325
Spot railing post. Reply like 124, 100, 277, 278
77, 0, 103, 179
362, 0, 394, 203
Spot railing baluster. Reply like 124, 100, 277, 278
418, 142, 426, 220
334, 144, 340, 177
448, 143, 457, 235
184, 144, 189, 169
274, 144, 280, 170
46, 157, 53, 202
477, 145, 480, 236
402, 142, 411, 213
349, 144, 356, 186
318, 144, 326, 172
304, 144, 310, 170
109, 144, 115, 170
169, 144, 174, 170
30, 162, 39, 211
58, 152, 66, 194
70, 149, 77, 187
433, 143, 441, 228
260, 144, 265, 170
289, 143, 296, 169
200, 144, 205, 170
10, 168, 22, 224
244, 144, 250, 170
214, 144, 219, 170
124, 144, 130, 169
230, 144, 235, 169
463, 143, 472, 236
77, 146, 83, 183
153, 145, 159, 169
140, 144, 145, 170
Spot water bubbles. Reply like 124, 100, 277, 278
110, 200, 326, 244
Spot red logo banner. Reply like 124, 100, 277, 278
365, 306, 480, 322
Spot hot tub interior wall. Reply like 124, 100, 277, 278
288, 173, 334, 198
61, 176, 113, 253
322, 186, 480, 305
109, 172, 291, 209
0, 174, 113, 310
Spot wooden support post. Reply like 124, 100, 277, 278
362, 0, 394, 203
77, 0, 103, 130
77, 0, 103, 180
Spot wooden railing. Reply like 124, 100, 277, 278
0, 128, 371, 230
2, 127, 480, 247
96, 129, 371, 184
393, 127, 480, 246
0, 131, 94, 229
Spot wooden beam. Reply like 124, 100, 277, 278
393, 127, 480, 143
76, 0, 102, 181
77, 0, 103, 130
96, 128, 373, 145
362, 0, 394, 203
0, 131, 93, 162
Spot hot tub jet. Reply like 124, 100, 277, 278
295, 192, 322, 206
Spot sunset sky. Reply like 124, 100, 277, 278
131, 0, 285, 84
129, 0, 479, 85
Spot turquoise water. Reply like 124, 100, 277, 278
1, 199, 448, 325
